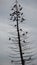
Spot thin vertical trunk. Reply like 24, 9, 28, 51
16, 0, 25, 65
17, 17, 25, 65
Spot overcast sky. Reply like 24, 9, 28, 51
0, 1, 37, 65
0, 0, 37, 57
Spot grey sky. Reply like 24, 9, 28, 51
0, 0, 37, 65
0, 0, 37, 60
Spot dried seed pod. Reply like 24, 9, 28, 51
21, 13, 23, 15
14, 25, 17, 27
11, 60, 14, 63
26, 32, 28, 34
10, 18, 12, 20
22, 33, 25, 36
10, 14, 12, 16
20, 20, 23, 22
11, 8, 13, 10
20, 29, 22, 31
20, 7, 22, 11
23, 40, 25, 43
19, 4, 21, 7
13, 17, 16, 21
22, 53, 24, 54
22, 18, 25, 21
9, 38, 11, 40
13, 4, 16, 8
